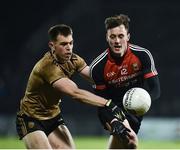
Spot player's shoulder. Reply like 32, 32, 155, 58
129, 43, 154, 59
71, 52, 87, 65
33, 51, 53, 73
71, 53, 84, 62
71, 53, 80, 59
90, 49, 108, 70
129, 43, 149, 53
89, 49, 108, 79
70, 53, 87, 72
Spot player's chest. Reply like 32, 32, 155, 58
104, 56, 142, 84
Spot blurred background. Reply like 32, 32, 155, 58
0, 0, 180, 141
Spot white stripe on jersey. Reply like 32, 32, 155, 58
129, 44, 157, 75
89, 50, 108, 78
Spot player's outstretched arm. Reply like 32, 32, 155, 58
79, 66, 94, 83
53, 77, 124, 117
53, 77, 107, 106
53, 77, 131, 139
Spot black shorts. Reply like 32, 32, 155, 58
124, 111, 143, 134
16, 112, 65, 140
98, 108, 143, 134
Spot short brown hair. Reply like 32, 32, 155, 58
105, 14, 130, 32
48, 24, 73, 41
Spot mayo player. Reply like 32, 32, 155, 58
90, 14, 161, 149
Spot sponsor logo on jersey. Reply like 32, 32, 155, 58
107, 72, 141, 88
106, 71, 116, 77
28, 122, 35, 129
132, 63, 139, 71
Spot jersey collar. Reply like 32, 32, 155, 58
50, 50, 77, 64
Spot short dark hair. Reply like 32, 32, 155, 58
48, 24, 73, 41
105, 14, 130, 32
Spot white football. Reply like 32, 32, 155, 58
123, 87, 151, 116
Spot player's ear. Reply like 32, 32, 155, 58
127, 33, 130, 41
106, 33, 109, 42
48, 41, 54, 50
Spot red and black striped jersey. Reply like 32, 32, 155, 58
90, 43, 158, 105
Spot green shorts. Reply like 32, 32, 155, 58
16, 112, 65, 139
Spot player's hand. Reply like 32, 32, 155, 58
110, 120, 131, 139
105, 99, 126, 121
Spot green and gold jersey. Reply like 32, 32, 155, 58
20, 50, 87, 120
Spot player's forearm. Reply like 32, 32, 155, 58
52, 78, 107, 106
144, 76, 161, 100
72, 88, 107, 107
79, 66, 94, 84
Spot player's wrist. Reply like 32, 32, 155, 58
105, 99, 111, 107
105, 99, 126, 121
105, 99, 115, 108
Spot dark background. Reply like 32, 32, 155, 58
0, 0, 179, 117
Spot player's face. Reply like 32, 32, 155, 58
51, 34, 73, 62
106, 25, 130, 57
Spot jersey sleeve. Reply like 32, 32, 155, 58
137, 49, 158, 79
144, 76, 161, 100
72, 54, 87, 72
90, 65, 106, 90
35, 60, 67, 85
44, 64, 66, 85
89, 51, 108, 90
130, 44, 158, 79
143, 50, 158, 79
90, 60, 109, 99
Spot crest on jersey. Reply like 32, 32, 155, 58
132, 63, 139, 71
28, 121, 35, 129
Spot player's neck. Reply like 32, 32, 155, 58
110, 50, 125, 60
50, 50, 67, 64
